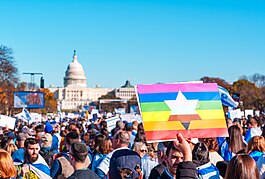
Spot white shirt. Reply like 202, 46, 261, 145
97, 147, 129, 174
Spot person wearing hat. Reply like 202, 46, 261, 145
68, 142, 99, 179
109, 148, 142, 179
39, 133, 54, 167
45, 121, 60, 154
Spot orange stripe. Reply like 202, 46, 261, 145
144, 128, 228, 142
168, 114, 201, 122
143, 119, 227, 131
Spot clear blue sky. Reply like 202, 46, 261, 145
1, 0, 265, 88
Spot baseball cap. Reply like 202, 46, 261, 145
22, 126, 35, 136
109, 149, 142, 179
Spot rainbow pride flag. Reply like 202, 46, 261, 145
136, 82, 228, 142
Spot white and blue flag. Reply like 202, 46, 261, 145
21, 108, 32, 121
218, 86, 238, 108
114, 108, 126, 115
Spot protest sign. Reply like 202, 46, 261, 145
105, 116, 121, 132
245, 110, 253, 118
30, 113, 42, 123
0, 115, 16, 130
229, 109, 244, 120
136, 82, 228, 142
120, 113, 142, 123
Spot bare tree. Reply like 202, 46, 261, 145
239, 73, 265, 87
0, 45, 18, 114
249, 73, 265, 87
0, 45, 18, 85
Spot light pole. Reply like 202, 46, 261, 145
22, 72, 43, 90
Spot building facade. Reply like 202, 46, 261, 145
115, 80, 136, 100
49, 51, 135, 110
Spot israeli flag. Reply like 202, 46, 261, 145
21, 108, 32, 121
218, 86, 238, 108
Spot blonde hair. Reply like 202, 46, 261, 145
4, 143, 18, 155
0, 149, 17, 178
132, 142, 147, 153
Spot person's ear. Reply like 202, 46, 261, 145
69, 154, 74, 161
161, 152, 167, 160
117, 138, 121, 144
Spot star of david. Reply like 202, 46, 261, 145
164, 91, 201, 130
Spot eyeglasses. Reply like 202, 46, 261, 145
140, 149, 147, 153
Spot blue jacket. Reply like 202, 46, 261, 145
220, 140, 234, 161
249, 151, 264, 162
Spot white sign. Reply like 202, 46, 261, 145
105, 116, 121, 132
229, 109, 244, 120
67, 113, 76, 119
30, 113, 42, 123
0, 115, 16, 130
120, 113, 142, 123
245, 110, 254, 118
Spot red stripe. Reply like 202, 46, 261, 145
145, 128, 228, 141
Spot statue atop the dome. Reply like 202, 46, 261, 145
73, 50, 77, 62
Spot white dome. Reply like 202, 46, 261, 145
64, 51, 87, 87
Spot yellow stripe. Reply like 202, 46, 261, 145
142, 111, 171, 122
143, 121, 186, 131
188, 119, 227, 129
141, 109, 224, 122
143, 119, 227, 131
196, 109, 225, 119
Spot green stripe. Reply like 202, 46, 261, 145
140, 100, 223, 112
197, 101, 223, 110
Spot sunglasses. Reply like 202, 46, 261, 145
140, 149, 147, 153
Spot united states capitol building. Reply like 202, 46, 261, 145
48, 51, 136, 110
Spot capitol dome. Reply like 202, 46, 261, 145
64, 51, 87, 87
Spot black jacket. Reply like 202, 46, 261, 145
67, 169, 100, 179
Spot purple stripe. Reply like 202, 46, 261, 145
137, 83, 218, 94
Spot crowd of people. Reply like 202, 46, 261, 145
0, 112, 265, 179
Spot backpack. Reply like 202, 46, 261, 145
109, 149, 142, 179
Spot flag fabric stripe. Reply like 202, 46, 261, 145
143, 120, 226, 131
218, 86, 238, 108
168, 114, 201, 122
137, 83, 219, 94
196, 110, 225, 120
144, 128, 228, 142
140, 100, 222, 112
138, 92, 221, 103
188, 119, 227, 129
142, 109, 224, 122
